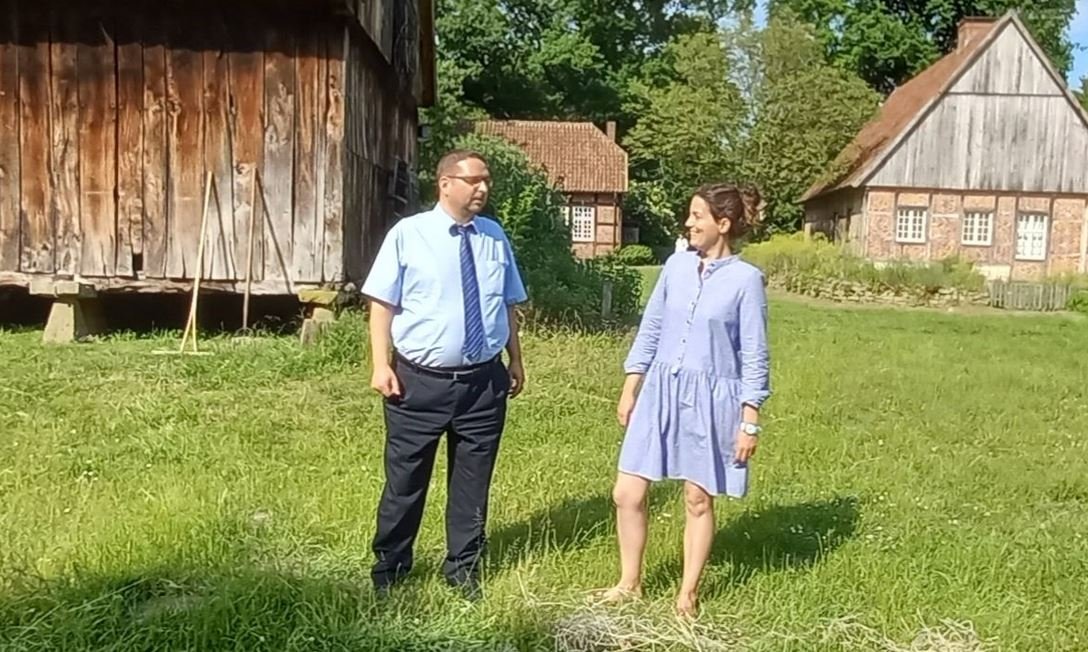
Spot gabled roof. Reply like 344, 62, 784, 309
801, 10, 1088, 202
473, 120, 629, 194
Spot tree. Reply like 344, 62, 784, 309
433, 0, 734, 126
620, 15, 880, 236
622, 31, 747, 231
768, 0, 1078, 94
734, 13, 882, 232
1077, 77, 1088, 112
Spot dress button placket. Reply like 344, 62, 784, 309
673, 269, 704, 375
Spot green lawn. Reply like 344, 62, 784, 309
635, 265, 662, 306
2, 300, 1087, 651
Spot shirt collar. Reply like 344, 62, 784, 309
432, 203, 478, 234
695, 252, 738, 274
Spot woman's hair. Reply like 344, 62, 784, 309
693, 183, 763, 240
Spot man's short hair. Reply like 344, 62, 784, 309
436, 149, 488, 179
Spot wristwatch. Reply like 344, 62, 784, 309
740, 422, 762, 436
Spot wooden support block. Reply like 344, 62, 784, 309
29, 278, 97, 298
297, 289, 339, 306
297, 290, 339, 346
311, 305, 336, 323
42, 296, 105, 344
299, 318, 325, 346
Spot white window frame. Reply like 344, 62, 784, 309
895, 206, 927, 244
570, 205, 596, 243
1015, 212, 1049, 261
961, 211, 994, 246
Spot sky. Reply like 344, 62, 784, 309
750, 0, 1088, 87
1071, 0, 1088, 86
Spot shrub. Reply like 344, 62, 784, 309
1068, 289, 1088, 315
741, 233, 987, 296
614, 244, 657, 266
436, 133, 640, 326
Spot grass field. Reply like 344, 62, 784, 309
2, 293, 1087, 651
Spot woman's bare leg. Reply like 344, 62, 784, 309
677, 481, 715, 617
598, 472, 651, 601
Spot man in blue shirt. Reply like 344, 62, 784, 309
361, 149, 528, 600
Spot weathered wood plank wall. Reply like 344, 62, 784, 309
50, 10, 79, 276
341, 23, 417, 284
0, 4, 17, 272
77, 5, 117, 278
870, 21, 1088, 194
0, 0, 420, 293
116, 15, 144, 277
18, 4, 52, 273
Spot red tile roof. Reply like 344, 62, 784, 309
474, 120, 629, 193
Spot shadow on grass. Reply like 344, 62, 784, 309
487, 489, 859, 598
644, 496, 861, 596
0, 564, 553, 651
486, 483, 679, 571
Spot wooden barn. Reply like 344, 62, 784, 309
0, 0, 436, 338
801, 11, 1088, 281
474, 120, 630, 259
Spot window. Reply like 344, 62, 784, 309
1015, 213, 1048, 261
895, 207, 927, 244
570, 206, 596, 242
961, 211, 993, 246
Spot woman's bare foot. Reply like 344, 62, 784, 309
588, 584, 642, 605
675, 590, 698, 619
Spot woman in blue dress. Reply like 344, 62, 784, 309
599, 183, 771, 617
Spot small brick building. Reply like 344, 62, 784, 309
801, 11, 1088, 281
475, 120, 629, 259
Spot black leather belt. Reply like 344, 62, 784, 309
393, 352, 498, 380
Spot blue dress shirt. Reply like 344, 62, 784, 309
362, 204, 529, 368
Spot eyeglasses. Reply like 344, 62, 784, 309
445, 175, 492, 188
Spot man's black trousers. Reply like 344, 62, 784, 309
371, 354, 509, 588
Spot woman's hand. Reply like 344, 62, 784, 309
617, 374, 644, 428
617, 392, 637, 427
734, 432, 758, 464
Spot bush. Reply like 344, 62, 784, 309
622, 179, 682, 249
614, 245, 657, 266
437, 133, 640, 326
1068, 289, 1088, 315
742, 233, 987, 296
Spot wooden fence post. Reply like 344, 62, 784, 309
602, 281, 613, 319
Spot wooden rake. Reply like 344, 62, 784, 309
152, 171, 217, 356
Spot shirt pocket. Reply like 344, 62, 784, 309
478, 259, 507, 298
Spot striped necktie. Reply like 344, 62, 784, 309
457, 224, 486, 361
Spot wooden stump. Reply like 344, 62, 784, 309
31, 279, 104, 344
298, 289, 338, 345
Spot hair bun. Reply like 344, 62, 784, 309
738, 187, 763, 227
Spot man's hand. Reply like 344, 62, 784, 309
371, 364, 402, 399
508, 358, 526, 398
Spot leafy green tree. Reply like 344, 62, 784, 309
621, 15, 880, 235
735, 14, 882, 232
433, 0, 733, 125
622, 31, 747, 226
768, 0, 1077, 93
